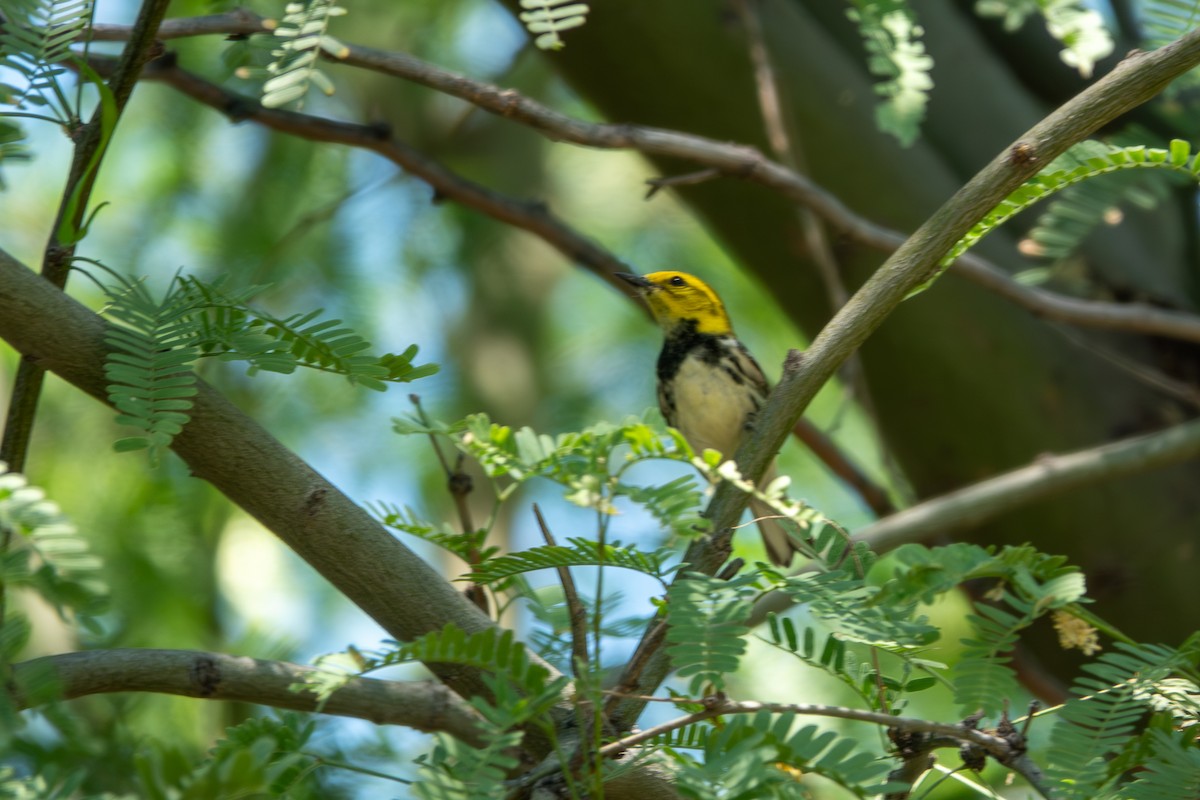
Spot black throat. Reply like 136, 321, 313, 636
657, 319, 726, 383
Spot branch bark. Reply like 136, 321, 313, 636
856, 415, 1200, 551
9, 648, 487, 746
0, 245, 539, 727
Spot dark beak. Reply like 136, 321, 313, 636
615, 272, 652, 290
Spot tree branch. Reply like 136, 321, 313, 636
86, 14, 1200, 347
589, 696, 1052, 799
9, 648, 486, 746
91, 52, 889, 527
0, 246, 556, 743
855, 415, 1200, 551
609, 29, 1200, 730
127, 55, 634, 291
747, 414, 1200, 630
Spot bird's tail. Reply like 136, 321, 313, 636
749, 497, 802, 567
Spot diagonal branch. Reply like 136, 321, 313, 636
855, 414, 1200, 552
0, 246, 563, 754
9, 648, 487, 745
746, 414, 1200, 628
607, 29, 1200, 731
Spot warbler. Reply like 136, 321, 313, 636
618, 270, 800, 566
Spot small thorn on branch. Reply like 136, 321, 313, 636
644, 167, 722, 198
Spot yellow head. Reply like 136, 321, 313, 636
616, 271, 734, 336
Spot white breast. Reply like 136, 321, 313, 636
670, 353, 760, 459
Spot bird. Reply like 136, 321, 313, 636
617, 270, 800, 566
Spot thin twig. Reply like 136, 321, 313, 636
601, 618, 668, 721
533, 504, 589, 673
132, 54, 635, 290
411, 394, 478, 535
410, 394, 487, 612
791, 418, 895, 517
733, 0, 849, 313
592, 695, 1053, 799
643, 168, 722, 198
1050, 322, 1200, 408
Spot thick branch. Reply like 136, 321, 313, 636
0, 246, 526, 714
713, 31, 1200, 576
856, 415, 1200, 551
9, 648, 486, 745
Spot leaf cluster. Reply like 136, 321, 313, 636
916, 138, 1200, 294
662, 712, 898, 799
0, 464, 107, 629
0, 0, 92, 124
97, 269, 436, 460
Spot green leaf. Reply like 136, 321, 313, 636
846, 0, 933, 147
518, 0, 590, 50
465, 537, 675, 585
260, 0, 347, 108
666, 573, 758, 694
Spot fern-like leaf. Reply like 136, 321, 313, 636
775, 568, 936, 649
975, 0, 1113, 77
518, 0, 589, 51
316, 624, 565, 711
1124, 729, 1200, 800
1022, 137, 1183, 263
916, 139, 1200, 295
260, 0, 348, 108
953, 598, 1026, 715
1141, 0, 1200, 53
0, 0, 92, 118
371, 501, 496, 564
665, 713, 896, 798
1046, 642, 1189, 799
0, 120, 31, 188
846, 0, 933, 147
101, 274, 200, 460
415, 728, 523, 800
0, 464, 108, 625
665, 573, 758, 694
180, 275, 437, 389
466, 537, 674, 586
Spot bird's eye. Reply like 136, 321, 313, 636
668, 275, 687, 287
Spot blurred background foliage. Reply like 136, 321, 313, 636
1, 0, 1197, 796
